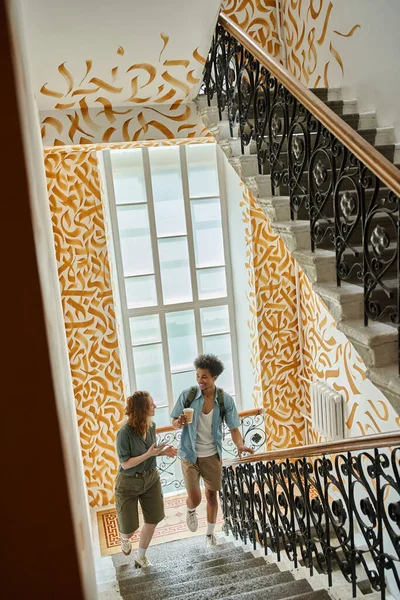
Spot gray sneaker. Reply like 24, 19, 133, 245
120, 537, 131, 556
134, 553, 152, 568
186, 509, 198, 532
205, 534, 217, 548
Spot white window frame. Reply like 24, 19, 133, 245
101, 144, 242, 419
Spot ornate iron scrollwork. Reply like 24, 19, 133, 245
219, 447, 400, 598
201, 18, 400, 372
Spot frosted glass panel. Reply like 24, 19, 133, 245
191, 199, 225, 267
149, 146, 184, 202
130, 315, 161, 346
111, 149, 146, 204
117, 205, 153, 276
166, 311, 197, 372
132, 343, 167, 405
154, 406, 170, 428
203, 334, 234, 394
200, 305, 230, 335
154, 197, 186, 237
172, 370, 196, 400
125, 275, 157, 309
186, 144, 219, 198
159, 237, 192, 304
197, 267, 227, 300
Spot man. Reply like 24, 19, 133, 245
171, 354, 254, 547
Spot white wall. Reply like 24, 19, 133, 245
309, 0, 400, 141
219, 146, 257, 410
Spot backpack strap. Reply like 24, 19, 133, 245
217, 388, 225, 423
184, 386, 198, 408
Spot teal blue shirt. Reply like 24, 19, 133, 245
170, 386, 241, 464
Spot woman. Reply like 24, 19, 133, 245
115, 390, 177, 567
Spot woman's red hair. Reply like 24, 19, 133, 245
125, 391, 151, 437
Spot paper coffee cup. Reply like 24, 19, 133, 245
183, 408, 194, 423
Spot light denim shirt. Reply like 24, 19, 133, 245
170, 386, 241, 464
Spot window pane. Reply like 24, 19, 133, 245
191, 199, 225, 268
197, 267, 227, 300
166, 311, 197, 372
111, 149, 146, 204
159, 237, 192, 304
125, 275, 157, 308
186, 144, 219, 198
172, 370, 196, 400
132, 343, 167, 405
154, 406, 170, 428
117, 205, 154, 276
130, 315, 161, 346
200, 305, 230, 335
154, 197, 186, 238
149, 146, 184, 202
203, 333, 234, 394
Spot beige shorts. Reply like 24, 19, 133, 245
115, 469, 165, 534
181, 454, 223, 492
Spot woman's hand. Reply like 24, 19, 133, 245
163, 445, 178, 458
147, 442, 167, 457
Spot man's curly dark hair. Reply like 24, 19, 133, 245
194, 354, 225, 377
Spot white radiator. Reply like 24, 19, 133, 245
310, 381, 344, 441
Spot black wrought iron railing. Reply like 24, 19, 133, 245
155, 408, 265, 494
201, 14, 400, 372
220, 432, 400, 600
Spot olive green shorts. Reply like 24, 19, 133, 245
181, 454, 223, 492
115, 468, 165, 535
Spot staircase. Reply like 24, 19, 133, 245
101, 534, 384, 600
195, 85, 400, 415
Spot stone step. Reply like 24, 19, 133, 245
228, 155, 259, 178
243, 174, 272, 199
292, 249, 336, 284
155, 574, 311, 600
258, 196, 291, 222
270, 220, 311, 253
366, 364, 400, 415
123, 563, 281, 600
113, 545, 255, 585
337, 319, 398, 368
118, 556, 270, 594
312, 281, 365, 322
220, 590, 330, 600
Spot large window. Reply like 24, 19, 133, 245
102, 144, 240, 426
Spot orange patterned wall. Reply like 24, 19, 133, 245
240, 186, 304, 448
222, 0, 282, 58
221, 0, 360, 88
299, 270, 400, 438
46, 138, 213, 507
281, 0, 360, 88
40, 38, 208, 147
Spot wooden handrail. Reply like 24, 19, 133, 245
223, 430, 400, 466
219, 12, 400, 198
156, 407, 261, 434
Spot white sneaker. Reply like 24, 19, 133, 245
120, 537, 131, 556
134, 553, 152, 568
205, 534, 217, 548
186, 509, 198, 532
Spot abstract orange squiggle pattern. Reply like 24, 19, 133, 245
222, 0, 360, 87
40, 36, 207, 147
241, 186, 304, 449
299, 270, 399, 438
222, 0, 282, 58
281, 0, 360, 87
46, 138, 214, 507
